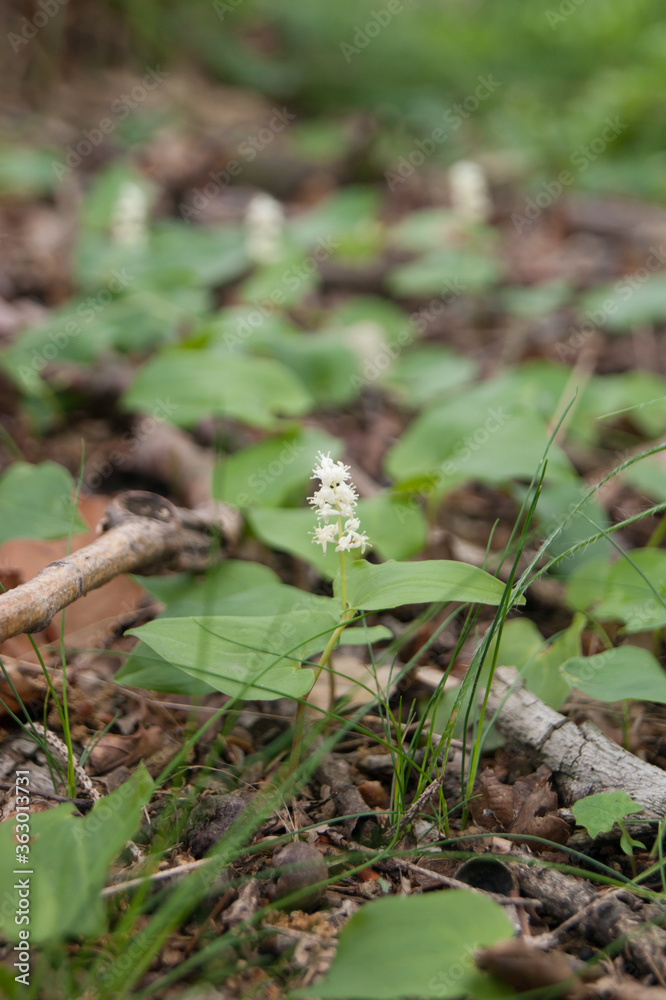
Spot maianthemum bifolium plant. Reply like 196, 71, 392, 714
5, 445, 666, 1000
123, 448, 511, 765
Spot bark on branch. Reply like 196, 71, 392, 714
0, 491, 241, 645
486, 667, 666, 820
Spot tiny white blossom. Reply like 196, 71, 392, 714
313, 522, 338, 554
111, 181, 149, 246
245, 192, 285, 264
312, 453, 352, 487
449, 160, 491, 224
309, 451, 371, 555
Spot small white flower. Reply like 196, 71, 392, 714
313, 522, 338, 554
449, 160, 491, 224
335, 534, 355, 552
312, 453, 351, 487
111, 181, 149, 246
245, 192, 285, 264
309, 451, 371, 556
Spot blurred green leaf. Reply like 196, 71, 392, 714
213, 427, 342, 508
122, 348, 312, 428
0, 146, 58, 197
572, 791, 643, 841
342, 559, 510, 611
0, 765, 153, 943
127, 609, 341, 700
300, 890, 513, 1000
389, 248, 498, 297
566, 549, 666, 632
384, 346, 477, 407
580, 276, 666, 331
561, 646, 666, 703
0, 462, 85, 543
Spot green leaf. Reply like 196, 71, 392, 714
288, 186, 382, 260
384, 346, 477, 408
0, 145, 57, 197
1, 284, 207, 375
355, 493, 427, 561
248, 506, 343, 579
622, 450, 666, 502
300, 890, 513, 1000
599, 372, 666, 437
328, 296, 409, 342
388, 248, 498, 297
122, 348, 312, 428
536, 479, 611, 576
390, 208, 459, 252
118, 565, 328, 695
566, 549, 666, 632
339, 624, 392, 646
137, 559, 279, 607
248, 497, 428, 576
343, 559, 511, 611
240, 248, 320, 308
561, 646, 666, 703
385, 374, 572, 486
489, 615, 583, 710
126, 609, 343, 700
620, 827, 646, 855
572, 791, 643, 840
501, 280, 572, 319
213, 428, 342, 508
0, 764, 153, 943
251, 328, 361, 405
0, 462, 86, 543
580, 276, 666, 331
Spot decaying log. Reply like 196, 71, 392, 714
486, 667, 666, 820
0, 490, 241, 645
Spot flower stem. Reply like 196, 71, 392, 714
289, 608, 356, 772
337, 516, 347, 610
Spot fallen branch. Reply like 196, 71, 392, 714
0, 490, 241, 645
486, 667, 666, 820
512, 861, 666, 983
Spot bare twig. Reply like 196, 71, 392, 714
101, 858, 212, 897
29, 721, 100, 801
0, 491, 241, 645
485, 667, 666, 819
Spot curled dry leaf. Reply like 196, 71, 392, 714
476, 939, 589, 998
86, 725, 163, 774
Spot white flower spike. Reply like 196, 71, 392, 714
310, 452, 371, 555
245, 192, 285, 264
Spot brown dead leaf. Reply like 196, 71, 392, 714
471, 764, 570, 847
510, 777, 572, 848
0, 655, 44, 713
470, 768, 516, 830
86, 725, 163, 774
477, 939, 587, 997
356, 780, 390, 810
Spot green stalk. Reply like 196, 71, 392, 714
289, 608, 356, 772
